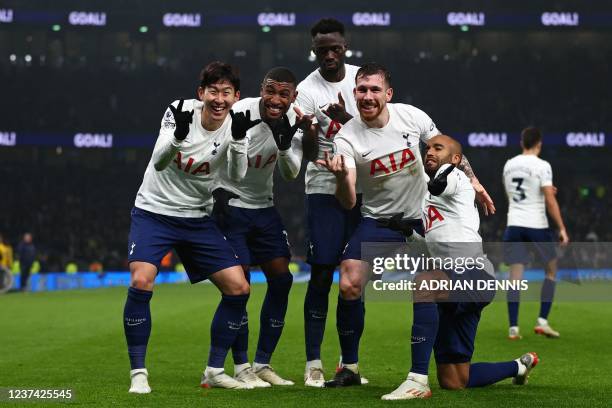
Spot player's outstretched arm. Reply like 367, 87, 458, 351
153, 99, 194, 171
316, 152, 356, 209
543, 186, 569, 245
457, 155, 496, 215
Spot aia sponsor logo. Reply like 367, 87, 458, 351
369, 148, 416, 176
174, 152, 210, 175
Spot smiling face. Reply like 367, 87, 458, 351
259, 79, 297, 121
353, 73, 393, 122
312, 32, 347, 75
198, 80, 240, 128
424, 135, 462, 176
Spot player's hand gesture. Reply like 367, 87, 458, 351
322, 92, 353, 125
212, 188, 239, 227
269, 114, 301, 151
293, 106, 315, 132
376, 213, 414, 237
316, 151, 348, 179
472, 179, 496, 216
230, 110, 262, 140
168, 99, 194, 140
428, 164, 455, 196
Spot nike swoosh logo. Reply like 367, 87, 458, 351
318, 104, 328, 109
362, 151, 373, 157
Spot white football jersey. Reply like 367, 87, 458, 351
296, 64, 360, 195
135, 99, 232, 217
503, 154, 553, 228
217, 97, 303, 208
334, 103, 439, 219
422, 164, 481, 243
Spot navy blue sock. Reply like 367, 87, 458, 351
231, 312, 249, 365
409, 303, 439, 375
208, 294, 249, 368
304, 281, 331, 361
539, 278, 556, 319
507, 289, 520, 327
336, 296, 365, 365
123, 287, 153, 370
231, 270, 250, 365
467, 361, 519, 387
254, 273, 293, 364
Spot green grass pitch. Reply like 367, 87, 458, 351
1, 282, 611, 407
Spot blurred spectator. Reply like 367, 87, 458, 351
17, 233, 36, 291
0, 233, 13, 270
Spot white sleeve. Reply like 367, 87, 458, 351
227, 137, 248, 182
539, 161, 553, 187
152, 101, 182, 171
296, 86, 315, 116
277, 130, 303, 180
414, 107, 440, 142
334, 136, 356, 168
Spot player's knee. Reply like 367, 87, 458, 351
130, 268, 156, 290
309, 264, 335, 291
339, 277, 362, 299
224, 280, 250, 296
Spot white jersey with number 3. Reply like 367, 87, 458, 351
422, 164, 481, 243
503, 154, 553, 228
334, 103, 439, 219
296, 64, 360, 195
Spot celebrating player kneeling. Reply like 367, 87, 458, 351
382, 135, 538, 400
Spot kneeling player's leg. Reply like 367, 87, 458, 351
304, 264, 335, 362
125, 261, 157, 371
255, 257, 293, 365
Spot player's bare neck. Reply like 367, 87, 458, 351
522, 148, 540, 156
320, 64, 346, 83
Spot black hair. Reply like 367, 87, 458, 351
521, 127, 543, 149
356, 62, 391, 87
263, 66, 297, 86
199, 61, 240, 92
310, 18, 345, 37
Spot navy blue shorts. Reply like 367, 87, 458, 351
434, 300, 489, 364
341, 217, 423, 261
127, 207, 240, 284
503, 226, 557, 265
305, 193, 362, 265
216, 206, 291, 266
433, 266, 495, 364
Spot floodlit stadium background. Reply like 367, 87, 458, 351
1, 0, 610, 275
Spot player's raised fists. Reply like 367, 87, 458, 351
230, 109, 262, 140
323, 92, 353, 125
168, 99, 194, 140
316, 151, 348, 178
428, 164, 455, 196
